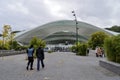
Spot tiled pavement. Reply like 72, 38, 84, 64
0, 51, 120, 80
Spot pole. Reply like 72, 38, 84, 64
72, 11, 79, 54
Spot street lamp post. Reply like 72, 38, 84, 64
72, 11, 79, 54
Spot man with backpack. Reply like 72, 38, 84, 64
26, 45, 34, 70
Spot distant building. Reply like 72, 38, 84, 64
15, 20, 113, 45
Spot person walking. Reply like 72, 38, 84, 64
26, 45, 34, 70
86, 48, 89, 56
96, 47, 102, 57
36, 46, 45, 71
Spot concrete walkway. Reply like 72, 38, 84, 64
0, 51, 120, 80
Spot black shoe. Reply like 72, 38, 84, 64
26, 67, 28, 70
37, 69, 40, 71
42, 65, 45, 68
30, 68, 33, 70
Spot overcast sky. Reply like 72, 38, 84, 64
0, 0, 120, 32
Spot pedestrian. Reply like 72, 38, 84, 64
95, 47, 98, 57
86, 48, 89, 56
26, 45, 34, 70
36, 46, 45, 71
96, 47, 102, 57
100, 47, 105, 57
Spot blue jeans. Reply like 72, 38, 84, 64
37, 58, 44, 70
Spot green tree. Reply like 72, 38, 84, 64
2, 25, 11, 46
9, 41, 19, 50
0, 25, 21, 50
105, 25, 120, 33
88, 31, 109, 49
30, 36, 46, 49
30, 37, 46, 58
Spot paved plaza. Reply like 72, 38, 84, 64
0, 51, 120, 80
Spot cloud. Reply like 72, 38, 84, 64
0, 0, 120, 32
7, 3, 29, 15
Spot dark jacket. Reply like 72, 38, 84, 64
36, 47, 44, 60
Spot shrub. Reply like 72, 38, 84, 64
77, 43, 88, 56
113, 35, 120, 63
71, 45, 77, 53
104, 35, 120, 63
104, 37, 116, 62
48, 50, 52, 53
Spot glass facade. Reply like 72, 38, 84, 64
15, 20, 113, 45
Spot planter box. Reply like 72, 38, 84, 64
99, 59, 120, 75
